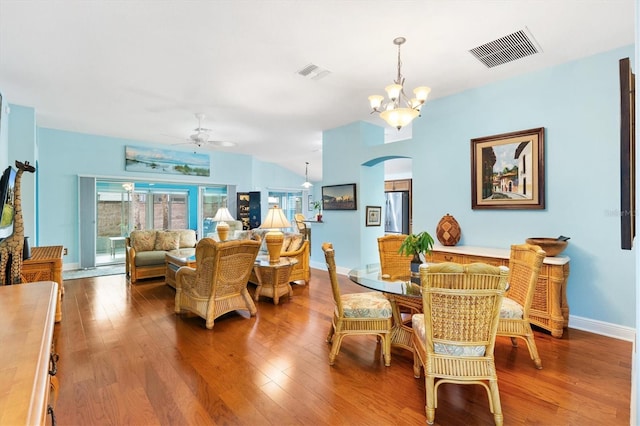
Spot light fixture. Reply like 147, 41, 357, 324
302, 162, 313, 188
368, 36, 431, 130
212, 207, 235, 241
259, 205, 292, 263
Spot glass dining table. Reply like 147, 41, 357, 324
348, 264, 423, 352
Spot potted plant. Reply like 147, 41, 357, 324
312, 201, 323, 221
398, 231, 435, 275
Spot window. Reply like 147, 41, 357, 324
267, 190, 303, 227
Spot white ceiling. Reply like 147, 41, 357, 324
0, 0, 634, 182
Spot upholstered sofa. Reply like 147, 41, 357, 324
245, 229, 311, 285
125, 229, 197, 283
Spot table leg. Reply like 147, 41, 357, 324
387, 295, 416, 353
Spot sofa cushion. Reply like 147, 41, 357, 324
154, 231, 180, 251
169, 229, 197, 248
134, 250, 168, 267
130, 230, 157, 252
285, 234, 304, 252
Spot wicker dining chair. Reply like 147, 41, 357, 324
322, 242, 393, 366
412, 262, 508, 426
497, 243, 546, 369
377, 234, 423, 335
174, 238, 261, 329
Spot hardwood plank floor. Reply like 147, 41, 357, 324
53, 269, 631, 425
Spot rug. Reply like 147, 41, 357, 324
63, 264, 126, 280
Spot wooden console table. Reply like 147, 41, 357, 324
0, 281, 59, 425
22, 245, 64, 322
426, 245, 571, 338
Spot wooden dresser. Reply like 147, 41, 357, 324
426, 245, 571, 338
22, 246, 64, 322
0, 281, 59, 425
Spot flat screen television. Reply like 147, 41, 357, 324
0, 166, 16, 241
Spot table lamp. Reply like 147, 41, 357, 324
212, 207, 235, 241
259, 205, 292, 263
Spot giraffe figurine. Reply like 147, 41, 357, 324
0, 160, 36, 285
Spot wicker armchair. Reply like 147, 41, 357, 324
412, 262, 508, 426
322, 242, 393, 366
497, 243, 546, 369
174, 238, 261, 329
377, 234, 422, 348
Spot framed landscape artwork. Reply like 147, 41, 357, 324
366, 206, 381, 226
471, 127, 545, 210
322, 183, 357, 210
125, 145, 210, 177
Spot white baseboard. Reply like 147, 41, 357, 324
309, 262, 636, 342
568, 315, 635, 342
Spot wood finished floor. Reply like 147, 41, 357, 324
53, 270, 631, 425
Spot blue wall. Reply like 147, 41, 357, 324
3, 45, 636, 330
311, 45, 636, 328
23, 127, 306, 266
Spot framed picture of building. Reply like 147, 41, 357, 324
471, 127, 545, 210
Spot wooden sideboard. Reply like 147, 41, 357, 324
22, 245, 64, 322
0, 281, 59, 425
426, 245, 571, 338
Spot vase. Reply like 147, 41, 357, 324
410, 254, 422, 283
23, 236, 31, 260
436, 214, 461, 246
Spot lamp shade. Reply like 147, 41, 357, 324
212, 207, 234, 222
260, 206, 292, 229
260, 206, 292, 264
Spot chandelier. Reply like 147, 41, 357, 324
301, 162, 313, 188
368, 37, 431, 130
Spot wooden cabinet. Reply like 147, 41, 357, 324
238, 191, 261, 229
426, 245, 570, 338
384, 179, 412, 192
0, 281, 59, 425
22, 246, 64, 322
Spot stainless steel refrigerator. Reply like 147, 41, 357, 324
384, 191, 409, 234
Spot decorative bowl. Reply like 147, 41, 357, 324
525, 238, 568, 257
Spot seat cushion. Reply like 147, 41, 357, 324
340, 292, 392, 318
500, 297, 524, 319
134, 250, 168, 267
412, 314, 486, 357
130, 230, 157, 252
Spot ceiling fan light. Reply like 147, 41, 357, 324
380, 108, 419, 130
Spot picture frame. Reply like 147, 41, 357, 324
470, 127, 545, 210
365, 206, 382, 226
322, 183, 357, 210
125, 145, 210, 177
620, 57, 636, 250
308, 195, 314, 211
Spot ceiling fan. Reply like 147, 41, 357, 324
175, 113, 235, 148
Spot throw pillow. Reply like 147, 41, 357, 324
130, 230, 156, 252
281, 234, 292, 253
287, 234, 304, 252
155, 231, 180, 251
169, 229, 197, 248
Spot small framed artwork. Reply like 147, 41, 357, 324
322, 183, 357, 210
471, 127, 545, 210
366, 206, 382, 226
308, 195, 314, 211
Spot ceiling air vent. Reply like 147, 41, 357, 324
296, 63, 331, 81
469, 28, 541, 68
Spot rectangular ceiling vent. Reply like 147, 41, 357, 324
297, 63, 331, 81
469, 28, 541, 68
